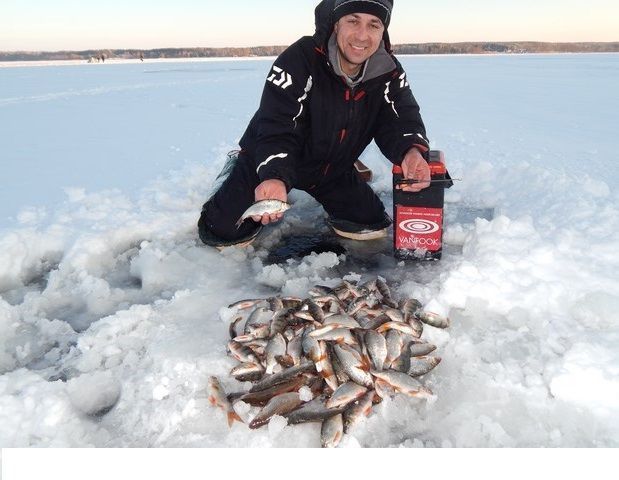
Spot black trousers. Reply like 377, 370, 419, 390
198, 153, 391, 246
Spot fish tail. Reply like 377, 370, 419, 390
228, 411, 243, 427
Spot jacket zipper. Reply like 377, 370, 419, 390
321, 85, 363, 179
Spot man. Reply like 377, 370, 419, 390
198, 0, 431, 248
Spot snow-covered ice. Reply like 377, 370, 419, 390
0, 53, 618, 447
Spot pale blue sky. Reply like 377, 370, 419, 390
1, 0, 617, 51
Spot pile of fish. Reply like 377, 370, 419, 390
208, 277, 449, 447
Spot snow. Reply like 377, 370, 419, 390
0, 53, 618, 447
66, 371, 121, 415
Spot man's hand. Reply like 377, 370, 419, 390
253, 179, 288, 224
398, 148, 431, 192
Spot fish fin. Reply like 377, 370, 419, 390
359, 354, 372, 372
227, 411, 243, 427
235, 217, 244, 229
316, 353, 328, 363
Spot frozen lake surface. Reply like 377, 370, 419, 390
0, 53, 618, 447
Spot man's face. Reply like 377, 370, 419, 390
334, 13, 385, 75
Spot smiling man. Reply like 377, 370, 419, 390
198, 0, 431, 248
335, 12, 384, 76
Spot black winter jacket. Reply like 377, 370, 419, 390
238, 0, 429, 190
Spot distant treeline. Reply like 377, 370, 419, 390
1, 42, 618, 62
393, 41, 619, 55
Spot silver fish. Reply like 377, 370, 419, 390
208, 376, 243, 427
270, 308, 295, 337
323, 314, 361, 329
408, 356, 442, 377
309, 285, 337, 296
249, 361, 315, 393
287, 334, 304, 366
416, 311, 450, 329
321, 413, 344, 448
375, 277, 398, 308
303, 298, 325, 323
326, 382, 368, 409
384, 329, 403, 369
316, 341, 339, 392
376, 320, 419, 337
301, 328, 322, 364
236, 199, 291, 228
310, 327, 357, 345
227, 298, 266, 311
391, 342, 412, 373
333, 344, 373, 388
402, 298, 423, 323
265, 333, 287, 374
346, 296, 368, 315
370, 370, 433, 399
228, 315, 243, 340
239, 375, 309, 406
241, 338, 268, 354
357, 307, 385, 318
249, 392, 302, 429
244, 306, 274, 335
233, 330, 267, 343
364, 330, 387, 371
334, 282, 353, 301
343, 390, 375, 432
327, 299, 345, 314
331, 350, 351, 384
373, 378, 397, 400
285, 395, 346, 425
408, 316, 424, 338
294, 310, 315, 322
409, 341, 437, 357
314, 293, 343, 308
383, 307, 405, 323
227, 341, 260, 364
344, 281, 367, 298
308, 323, 341, 337
359, 314, 391, 331
230, 362, 265, 382
281, 296, 304, 310
267, 296, 284, 311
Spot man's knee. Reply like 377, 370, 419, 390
197, 154, 262, 248
198, 209, 262, 248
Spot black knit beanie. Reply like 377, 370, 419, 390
332, 0, 393, 28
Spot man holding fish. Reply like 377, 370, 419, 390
198, 0, 431, 249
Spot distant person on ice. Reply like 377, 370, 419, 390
198, 0, 431, 249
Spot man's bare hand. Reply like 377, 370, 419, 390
253, 179, 288, 224
398, 148, 431, 192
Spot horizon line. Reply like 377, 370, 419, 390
2, 40, 619, 54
